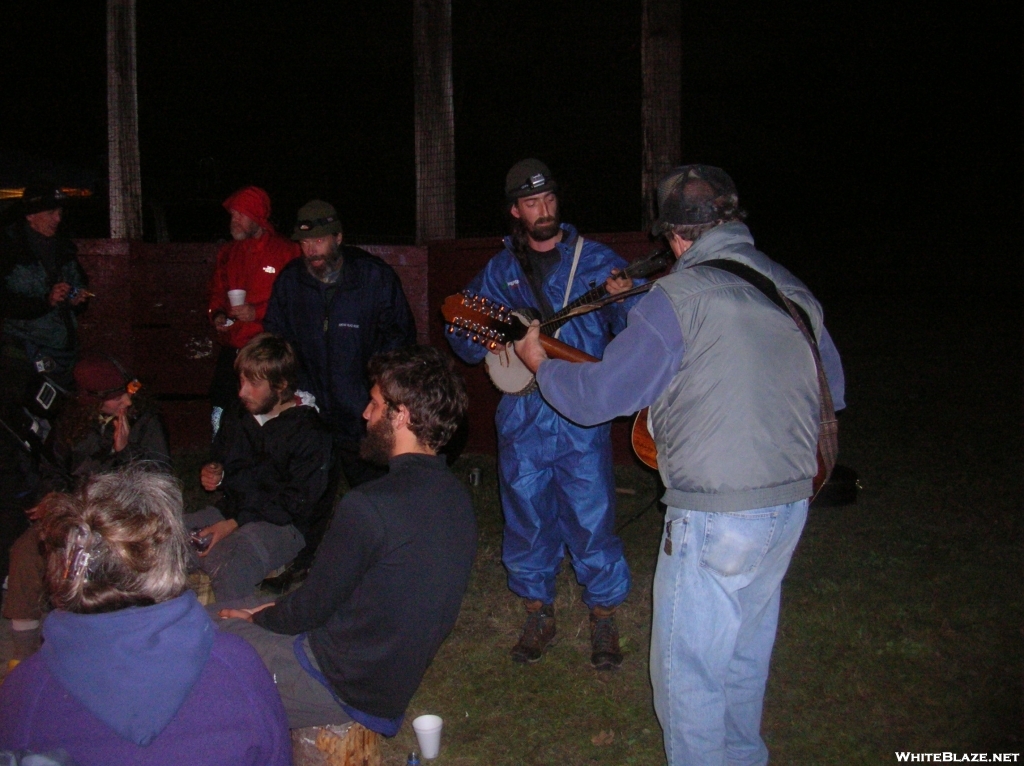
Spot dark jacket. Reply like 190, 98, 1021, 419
255, 453, 477, 721
212, 400, 333, 538
0, 221, 86, 362
41, 407, 171, 498
263, 247, 416, 445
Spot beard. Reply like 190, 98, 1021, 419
304, 251, 341, 281
242, 388, 279, 416
525, 215, 561, 243
359, 414, 396, 466
230, 220, 260, 241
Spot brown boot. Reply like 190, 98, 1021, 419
589, 606, 623, 671
510, 600, 556, 663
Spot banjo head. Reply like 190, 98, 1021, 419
483, 311, 538, 395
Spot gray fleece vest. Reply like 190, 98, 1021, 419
651, 223, 822, 512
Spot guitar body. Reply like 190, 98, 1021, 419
811, 446, 828, 500
631, 408, 658, 470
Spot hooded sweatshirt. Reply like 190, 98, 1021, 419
208, 187, 299, 350
0, 591, 290, 766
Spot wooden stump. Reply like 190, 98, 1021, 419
292, 722, 382, 766
187, 571, 215, 605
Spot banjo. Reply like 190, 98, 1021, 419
444, 293, 830, 491
444, 252, 834, 493
442, 292, 659, 467
474, 248, 675, 395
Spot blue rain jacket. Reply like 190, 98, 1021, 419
447, 224, 635, 607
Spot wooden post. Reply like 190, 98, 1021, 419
413, 0, 456, 243
107, 0, 143, 239
641, 0, 682, 228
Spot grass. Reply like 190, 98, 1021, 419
172, 293, 1020, 764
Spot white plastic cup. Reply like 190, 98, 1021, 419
412, 714, 443, 760
227, 289, 247, 307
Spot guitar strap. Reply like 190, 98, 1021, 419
699, 259, 838, 489
553, 236, 585, 340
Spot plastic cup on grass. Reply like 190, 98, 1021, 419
412, 715, 443, 759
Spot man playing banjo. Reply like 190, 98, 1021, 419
446, 159, 640, 670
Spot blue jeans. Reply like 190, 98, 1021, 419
650, 501, 808, 766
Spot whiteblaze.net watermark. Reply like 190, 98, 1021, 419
895, 755, 1020, 763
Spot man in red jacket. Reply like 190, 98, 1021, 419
207, 186, 299, 434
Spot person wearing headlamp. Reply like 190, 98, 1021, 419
3, 352, 170, 668
445, 159, 639, 671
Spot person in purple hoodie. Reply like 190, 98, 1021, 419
0, 468, 291, 766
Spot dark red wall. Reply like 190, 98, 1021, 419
74, 233, 659, 461
75, 240, 430, 451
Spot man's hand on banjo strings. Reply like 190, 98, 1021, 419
605, 267, 633, 298
515, 320, 548, 374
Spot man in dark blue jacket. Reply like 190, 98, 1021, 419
264, 200, 416, 495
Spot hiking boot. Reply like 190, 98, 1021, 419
589, 607, 623, 671
510, 601, 556, 663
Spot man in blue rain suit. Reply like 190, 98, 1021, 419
447, 159, 638, 670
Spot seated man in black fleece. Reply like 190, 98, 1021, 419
185, 333, 332, 602
216, 345, 477, 735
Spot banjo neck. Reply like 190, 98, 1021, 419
443, 292, 598, 362
538, 334, 598, 364
444, 291, 658, 466
540, 247, 673, 335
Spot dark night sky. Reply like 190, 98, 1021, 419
1, 1, 1019, 293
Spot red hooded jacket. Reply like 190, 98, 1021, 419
207, 188, 299, 349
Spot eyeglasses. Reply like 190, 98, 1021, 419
296, 216, 338, 232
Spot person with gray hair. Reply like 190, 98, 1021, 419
264, 199, 417, 492
0, 467, 290, 765
3, 352, 170, 665
516, 165, 846, 766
